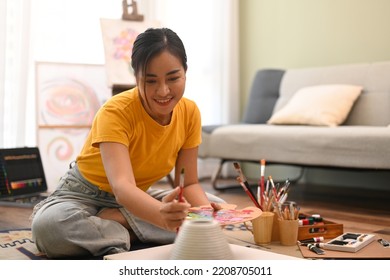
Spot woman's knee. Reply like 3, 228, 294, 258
31, 203, 92, 258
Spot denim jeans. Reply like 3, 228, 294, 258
30, 164, 225, 258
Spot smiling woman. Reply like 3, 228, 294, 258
30, 27, 225, 259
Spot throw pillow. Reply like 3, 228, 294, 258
267, 84, 363, 126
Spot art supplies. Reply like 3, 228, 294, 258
274, 201, 299, 221
263, 177, 292, 212
278, 218, 299, 246
378, 238, 389, 247
236, 177, 262, 210
232, 161, 295, 213
307, 243, 325, 255
323, 232, 376, 252
178, 167, 185, 203
187, 204, 262, 226
259, 159, 266, 209
298, 236, 324, 245
272, 201, 300, 246
246, 212, 275, 245
233, 162, 262, 209
176, 168, 185, 233
297, 213, 343, 240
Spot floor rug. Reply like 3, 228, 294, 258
0, 228, 161, 260
1, 225, 288, 260
0, 229, 45, 260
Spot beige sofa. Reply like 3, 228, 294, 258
199, 61, 390, 189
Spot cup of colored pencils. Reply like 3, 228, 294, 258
274, 201, 300, 246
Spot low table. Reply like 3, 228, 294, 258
223, 227, 304, 258
104, 243, 301, 260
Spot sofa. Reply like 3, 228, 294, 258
199, 61, 390, 189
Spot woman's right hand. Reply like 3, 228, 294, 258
160, 187, 191, 231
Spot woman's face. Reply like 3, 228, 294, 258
136, 50, 186, 126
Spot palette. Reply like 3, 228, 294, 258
187, 204, 262, 226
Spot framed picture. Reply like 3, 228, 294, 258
100, 18, 159, 87
36, 62, 111, 190
36, 62, 111, 126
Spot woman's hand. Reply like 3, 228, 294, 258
160, 187, 191, 232
210, 202, 222, 211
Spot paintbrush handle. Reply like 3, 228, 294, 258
247, 189, 262, 210
240, 182, 262, 210
260, 176, 265, 208
178, 186, 184, 202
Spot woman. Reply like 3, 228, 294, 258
31, 27, 223, 258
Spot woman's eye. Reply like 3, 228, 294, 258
168, 76, 180, 82
145, 80, 156, 84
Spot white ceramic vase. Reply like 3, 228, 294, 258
170, 219, 233, 260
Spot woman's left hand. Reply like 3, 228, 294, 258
210, 202, 222, 211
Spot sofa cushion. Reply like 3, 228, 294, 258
267, 84, 363, 126
203, 124, 390, 169
275, 61, 390, 126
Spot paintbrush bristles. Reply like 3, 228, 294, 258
233, 162, 247, 181
268, 175, 275, 188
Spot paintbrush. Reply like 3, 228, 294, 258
233, 162, 250, 188
260, 159, 266, 209
176, 167, 185, 234
236, 177, 262, 209
233, 162, 262, 209
178, 167, 185, 202
268, 175, 278, 201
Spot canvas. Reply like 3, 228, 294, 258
100, 18, 159, 87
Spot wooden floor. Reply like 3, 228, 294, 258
1, 177, 390, 240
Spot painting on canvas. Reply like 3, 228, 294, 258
100, 18, 159, 87
36, 62, 111, 190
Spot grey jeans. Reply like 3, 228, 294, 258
31, 164, 225, 258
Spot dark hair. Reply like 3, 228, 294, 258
131, 28, 188, 77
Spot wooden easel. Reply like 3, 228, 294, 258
122, 0, 144, 21
111, 1, 145, 96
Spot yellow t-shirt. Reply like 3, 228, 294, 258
76, 87, 202, 193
